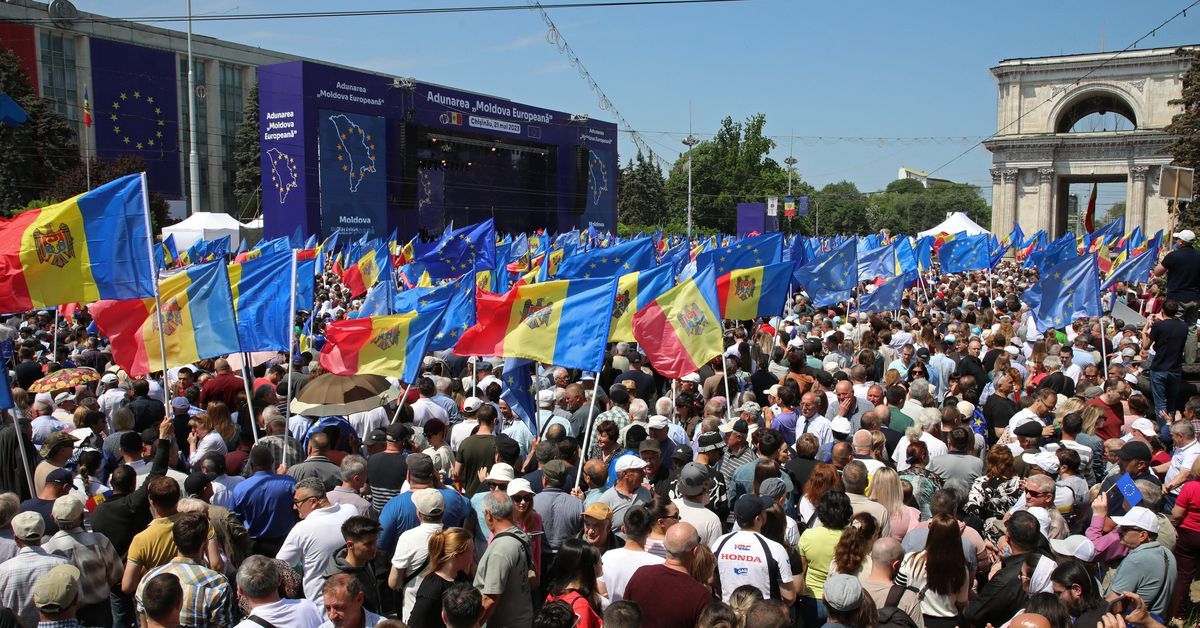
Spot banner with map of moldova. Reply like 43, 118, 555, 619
318, 109, 387, 240
582, 146, 616, 232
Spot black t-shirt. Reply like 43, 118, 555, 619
408, 571, 471, 628
18, 497, 59, 536
1162, 246, 1200, 302
614, 370, 657, 404
367, 451, 408, 513
14, 360, 42, 391
983, 394, 1018, 432
1149, 317, 1189, 372
456, 434, 496, 497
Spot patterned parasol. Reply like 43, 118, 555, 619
28, 367, 102, 393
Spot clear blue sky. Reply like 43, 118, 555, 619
76, 0, 1199, 205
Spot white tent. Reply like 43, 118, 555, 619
918, 212, 989, 238
162, 212, 246, 251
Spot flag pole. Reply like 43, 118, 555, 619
390, 383, 413, 424
51, 309, 58, 362
574, 388, 600, 491
240, 353, 259, 444
286, 249, 297, 430
721, 355, 733, 419
139, 173, 173, 414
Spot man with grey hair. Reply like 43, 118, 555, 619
1158, 420, 1198, 508
475, 491, 533, 627
235, 554, 322, 627
328, 455, 371, 516
246, 409, 304, 474
0, 492, 19, 562
277, 478, 358, 610
901, 379, 932, 421
1036, 354, 1076, 398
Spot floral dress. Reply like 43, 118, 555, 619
963, 474, 1022, 523
899, 465, 943, 520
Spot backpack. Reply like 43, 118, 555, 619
876, 584, 921, 628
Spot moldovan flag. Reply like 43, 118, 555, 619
633, 265, 723, 379
341, 242, 387, 298
609, 264, 674, 342
454, 277, 617, 372
227, 250, 292, 352
90, 260, 240, 376
319, 311, 442, 382
0, 174, 155, 313
716, 262, 791, 320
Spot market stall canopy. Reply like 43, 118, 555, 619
917, 212, 989, 239
162, 212, 247, 251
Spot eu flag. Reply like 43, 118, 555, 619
499, 358, 537, 434
556, 237, 654, 279
859, 271, 915, 313
1101, 248, 1157, 291
696, 233, 783, 276
416, 219, 497, 278
1021, 254, 1101, 330
938, 234, 990, 273
794, 238, 857, 308
428, 275, 476, 351
857, 243, 900, 281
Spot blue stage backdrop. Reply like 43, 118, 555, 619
318, 109, 387, 239
90, 38, 181, 197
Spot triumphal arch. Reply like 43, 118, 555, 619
985, 46, 1197, 238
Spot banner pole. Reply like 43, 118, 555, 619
51, 309, 58, 362
10, 413, 35, 499
573, 388, 600, 491
139, 173, 173, 415
240, 353, 259, 445
721, 356, 733, 419
286, 250, 297, 432
390, 383, 413, 424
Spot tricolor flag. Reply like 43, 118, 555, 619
228, 250, 293, 352
90, 260, 241, 376
319, 311, 443, 382
0, 174, 155, 313
633, 265, 723, 379
609, 264, 674, 342
454, 277, 617, 372
716, 262, 791, 320
340, 242, 388, 298
82, 88, 92, 128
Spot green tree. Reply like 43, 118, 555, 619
617, 150, 667, 225
0, 48, 80, 212
232, 81, 261, 220
42, 155, 170, 231
1102, 201, 1127, 226
1166, 48, 1200, 228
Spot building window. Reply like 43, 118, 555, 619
219, 64, 244, 215
179, 58, 209, 212
38, 31, 78, 129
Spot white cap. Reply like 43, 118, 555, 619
506, 478, 534, 496
766, 384, 783, 399
1129, 418, 1156, 438
1004, 346, 1020, 357
1022, 451, 1060, 475
956, 401, 975, 418
536, 389, 555, 408
1049, 535, 1096, 561
1027, 506, 1052, 539
478, 375, 502, 391
1175, 229, 1196, 243
485, 463, 515, 483
681, 373, 701, 384
830, 416, 852, 434
462, 397, 483, 414
1111, 506, 1160, 533
646, 415, 669, 430
614, 456, 648, 474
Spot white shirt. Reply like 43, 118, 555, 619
713, 530, 792, 602
210, 475, 244, 510
348, 406, 389, 441
411, 398, 449, 427
318, 610, 382, 628
234, 598, 323, 628
277, 503, 359, 609
189, 431, 228, 466
795, 413, 834, 449
392, 521, 443, 622
449, 419, 478, 454
600, 548, 663, 603
673, 497, 723, 549
892, 432, 948, 472
1165, 439, 1200, 495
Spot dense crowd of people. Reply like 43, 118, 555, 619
1, 231, 1200, 628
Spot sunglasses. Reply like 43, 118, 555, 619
512, 494, 533, 503
1024, 489, 1049, 498
293, 495, 316, 506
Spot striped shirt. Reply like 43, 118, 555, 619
137, 557, 232, 627
0, 546, 70, 627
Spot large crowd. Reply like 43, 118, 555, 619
1, 231, 1200, 628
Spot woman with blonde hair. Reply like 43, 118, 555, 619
204, 401, 239, 447
1055, 397, 1086, 424
870, 467, 920, 540
408, 527, 475, 628
882, 368, 902, 390
187, 412, 228, 465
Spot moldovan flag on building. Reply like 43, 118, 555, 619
632, 265, 723, 379
227, 250, 292, 352
0, 174, 155, 313
609, 264, 674, 342
319, 311, 442, 382
454, 277, 617, 372
717, 262, 791, 321
90, 260, 240, 376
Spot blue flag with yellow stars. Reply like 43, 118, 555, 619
1021, 254, 1101, 331
938, 233, 990, 274
969, 406, 988, 439
696, 232, 783, 276
429, 275, 476, 351
415, 219, 497, 279
500, 358, 537, 434
858, 271, 915, 313
555, 237, 654, 279
1101, 247, 1157, 291
794, 237, 857, 308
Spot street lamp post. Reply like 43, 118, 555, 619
186, 0, 200, 215
784, 153, 797, 232
682, 132, 698, 239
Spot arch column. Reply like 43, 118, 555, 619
1003, 168, 1019, 234
1129, 165, 1150, 232
1038, 168, 1055, 234
990, 168, 1005, 234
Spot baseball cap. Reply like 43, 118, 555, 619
183, 471, 214, 498
485, 463, 516, 483
1129, 418, 1156, 438
386, 422, 413, 444
671, 444, 693, 464
830, 416, 852, 435
1081, 386, 1104, 400
956, 401, 976, 418
53, 392, 74, 405
583, 502, 612, 522
406, 453, 436, 483
1049, 535, 1096, 561
363, 429, 388, 447
734, 494, 771, 523
719, 419, 749, 435
765, 384, 783, 398
681, 373, 701, 384
759, 477, 787, 502
33, 564, 80, 613
11, 511, 45, 541
51, 495, 84, 525
638, 439, 661, 454
171, 396, 190, 410
676, 462, 709, 497
462, 397, 483, 414
542, 459, 569, 483
1116, 440, 1152, 462
506, 478, 534, 496
696, 431, 724, 453
45, 468, 73, 486
100, 372, 118, 384
536, 389, 555, 408
1022, 451, 1060, 475
38, 431, 77, 459
412, 488, 445, 518
646, 415, 669, 430
608, 387, 630, 406
1174, 229, 1196, 243
823, 573, 864, 612
736, 401, 762, 418
614, 455, 648, 474
1111, 506, 1159, 533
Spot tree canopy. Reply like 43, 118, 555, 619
1166, 48, 1200, 228
0, 48, 80, 212
233, 81, 261, 220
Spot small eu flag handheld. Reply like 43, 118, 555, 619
1107, 472, 1143, 517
